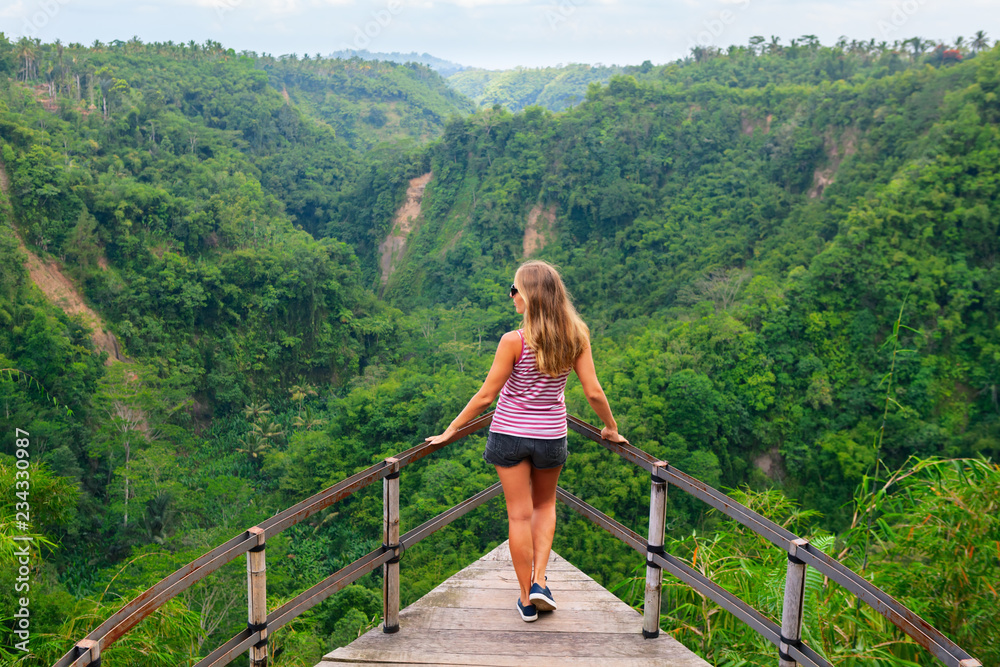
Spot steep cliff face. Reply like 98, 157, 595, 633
809, 128, 859, 199
523, 203, 556, 258
379, 172, 433, 286
0, 160, 123, 363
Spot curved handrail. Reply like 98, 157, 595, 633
566, 415, 982, 667
194, 482, 505, 667
556, 487, 831, 667
52, 412, 496, 667
53, 412, 982, 667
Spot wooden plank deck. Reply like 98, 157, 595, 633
318, 541, 711, 666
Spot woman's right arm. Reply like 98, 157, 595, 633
573, 342, 628, 443
424, 331, 520, 445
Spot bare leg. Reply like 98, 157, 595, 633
495, 461, 534, 605
530, 464, 562, 585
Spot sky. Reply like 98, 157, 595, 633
2, 0, 998, 70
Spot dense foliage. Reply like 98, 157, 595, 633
448, 34, 995, 113
448, 63, 637, 112
329, 49, 469, 78
0, 31, 997, 666
378, 40, 1000, 527
261, 55, 473, 150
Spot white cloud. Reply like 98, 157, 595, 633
0, 0, 27, 19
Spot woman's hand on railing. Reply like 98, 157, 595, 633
425, 427, 457, 446
601, 426, 629, 444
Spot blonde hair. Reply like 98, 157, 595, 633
515, 260, 590, 377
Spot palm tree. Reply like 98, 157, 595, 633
292, 406, 327, 431
143, 492, 174, 544
43, 61, 55, 100
908, 37, 928, 58
54, 40, 64, 85
252, 416, 285, 443
971, 30, 989, 54
289, 383, 317, 418
289, 383, 317, 403
17, 38, 36, 82
70, 54, 82, 101
236, 430, 269, 461
242, 401, 272, 421
800, 34, 820, 50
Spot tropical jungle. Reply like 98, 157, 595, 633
0, 32, 998, 666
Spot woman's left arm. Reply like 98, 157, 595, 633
425, 331, 520, 445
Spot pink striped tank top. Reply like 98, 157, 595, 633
491, 330, 571, 439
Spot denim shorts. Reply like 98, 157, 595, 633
483, 430, 568, 469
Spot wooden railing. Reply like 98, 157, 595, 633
54, 412, 982, 667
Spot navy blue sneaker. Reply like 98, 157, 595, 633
529, 582, 557, 611
517, 598, 538, 622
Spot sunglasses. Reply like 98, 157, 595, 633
509, 283, 518, 298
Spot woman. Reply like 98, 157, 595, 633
426, 260, 627, 622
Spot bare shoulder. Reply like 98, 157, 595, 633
500, 330, 521, 345
497, 330, 522, 362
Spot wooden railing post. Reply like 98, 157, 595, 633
383, 457, 401, 633
779, 538, 808, 667
247, 526, 267, 667
643, 461, 668, 638
74, 639, 99, 666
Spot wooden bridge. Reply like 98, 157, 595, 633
321, 541, 709, 666
54, 413, 983, 667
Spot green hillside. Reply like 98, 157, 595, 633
265, 55, 474, 149
447, 63, 631, 112
0, 33, 997, 666
363, 41, 1000, 521
329, 49, 469, 77
448, 38, 986, 113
